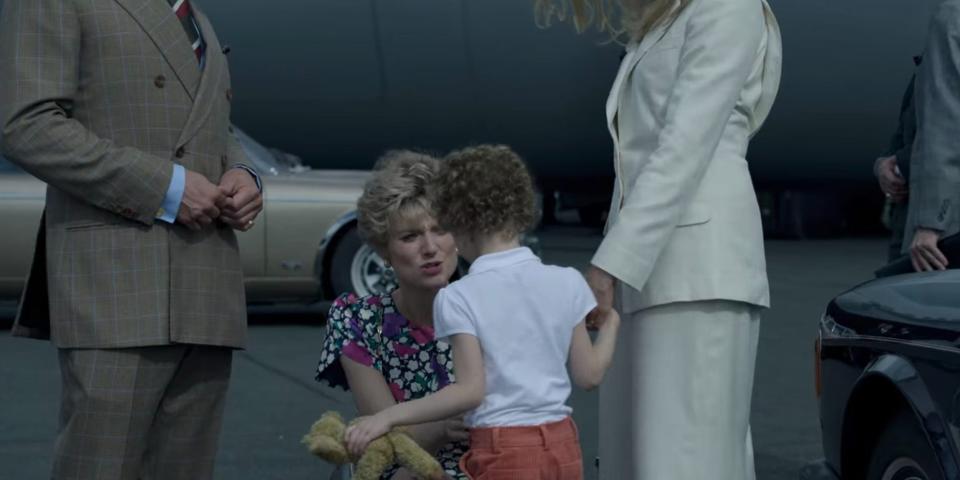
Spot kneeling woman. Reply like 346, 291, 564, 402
315, 151, 468, 479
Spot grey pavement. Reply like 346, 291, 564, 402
0, 227, 888, 479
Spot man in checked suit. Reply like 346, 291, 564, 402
904, 0, 960, 272
0, 0, 262, 477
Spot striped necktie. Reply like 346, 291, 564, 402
167, 0, 206, 65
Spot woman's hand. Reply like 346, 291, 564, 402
585, 266, 616, 329
345, 413, 393, 457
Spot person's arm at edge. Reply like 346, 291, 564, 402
0, 0, 173, 225
907, 2, 960, 271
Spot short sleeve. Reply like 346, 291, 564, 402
433, 287, 477, 341
315, 293, 384, 389
569, 269, 598, 328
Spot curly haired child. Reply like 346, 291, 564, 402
345, 145, 621, 479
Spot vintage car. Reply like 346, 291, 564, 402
804, 270, 960, 480
0, 128, 395, 309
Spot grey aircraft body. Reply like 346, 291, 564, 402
0, 0, 943, 226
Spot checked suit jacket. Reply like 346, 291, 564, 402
903, 0, 960, 251
0, 0, 248, 349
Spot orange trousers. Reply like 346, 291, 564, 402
459, 417, 583, 480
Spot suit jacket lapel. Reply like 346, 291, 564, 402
750, 0, 782, 136
176, 8, 226, 146
605, 3, 681, 142
114, 0, 202, 99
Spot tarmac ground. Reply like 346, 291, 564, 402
0, 227, 889, 479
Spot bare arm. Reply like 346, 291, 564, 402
340, 357, 463, 455
568, 309, 621, 390
344, 334, 485, 455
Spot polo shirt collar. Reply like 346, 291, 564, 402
468, 247, 539, 275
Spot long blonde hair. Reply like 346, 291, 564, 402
534, 0, 689, 40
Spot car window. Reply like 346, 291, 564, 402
232, 126, 282, 177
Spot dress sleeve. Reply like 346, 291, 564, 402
433, 287, 477, 341
315, 293, 383, 389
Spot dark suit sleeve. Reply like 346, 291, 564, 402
910, 1, 960, 231
884, 78, 916, 181
0, 0, 173, 225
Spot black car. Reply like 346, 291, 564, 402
804, 270, 960, 480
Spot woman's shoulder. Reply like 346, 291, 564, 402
328, 292, 391, 325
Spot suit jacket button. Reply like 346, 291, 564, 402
226, 88, 233, 101
154, 75, 166, 88
175, 147, 185, 159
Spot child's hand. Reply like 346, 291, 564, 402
344, 414, 392, 457
587, 307, 620, 331
443, 415, 470, 443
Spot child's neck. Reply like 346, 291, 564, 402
471, 234, 522, 258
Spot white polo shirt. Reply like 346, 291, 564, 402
433, 247, 596, 428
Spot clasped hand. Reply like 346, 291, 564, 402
177, 168, 262, 231
874, 156, 908, 203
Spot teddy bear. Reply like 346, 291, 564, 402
303, 411, 446, 480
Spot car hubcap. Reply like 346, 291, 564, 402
350, 244, 396, 296
881, 458, 929, 480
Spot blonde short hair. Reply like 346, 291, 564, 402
356, 150, 440, 252
534, 0, 689, 40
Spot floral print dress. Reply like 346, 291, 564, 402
316, 292, 468, 479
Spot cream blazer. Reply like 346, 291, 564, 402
592, 0, 782, 313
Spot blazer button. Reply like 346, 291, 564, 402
226, 88, 233, 101
154, 75, 166, 88
175, 147, 185, 159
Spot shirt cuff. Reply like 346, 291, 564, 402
231, 163, 262, 192
156, 164, 185, 223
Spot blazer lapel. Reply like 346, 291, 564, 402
750, 0, 783, 136
605, 3, 681, 141
176, 8, 226, 146
114, 0, 202, 99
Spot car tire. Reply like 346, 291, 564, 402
866, 409, 944, 480
328, 226, 396, 298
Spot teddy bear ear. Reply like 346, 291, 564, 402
303, 412, 350, 465
388, 432, 445, 480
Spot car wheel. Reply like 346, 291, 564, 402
866, 410, 944, 480
329, 226, 396, 297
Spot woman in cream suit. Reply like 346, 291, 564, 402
538, 0, 782, 478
